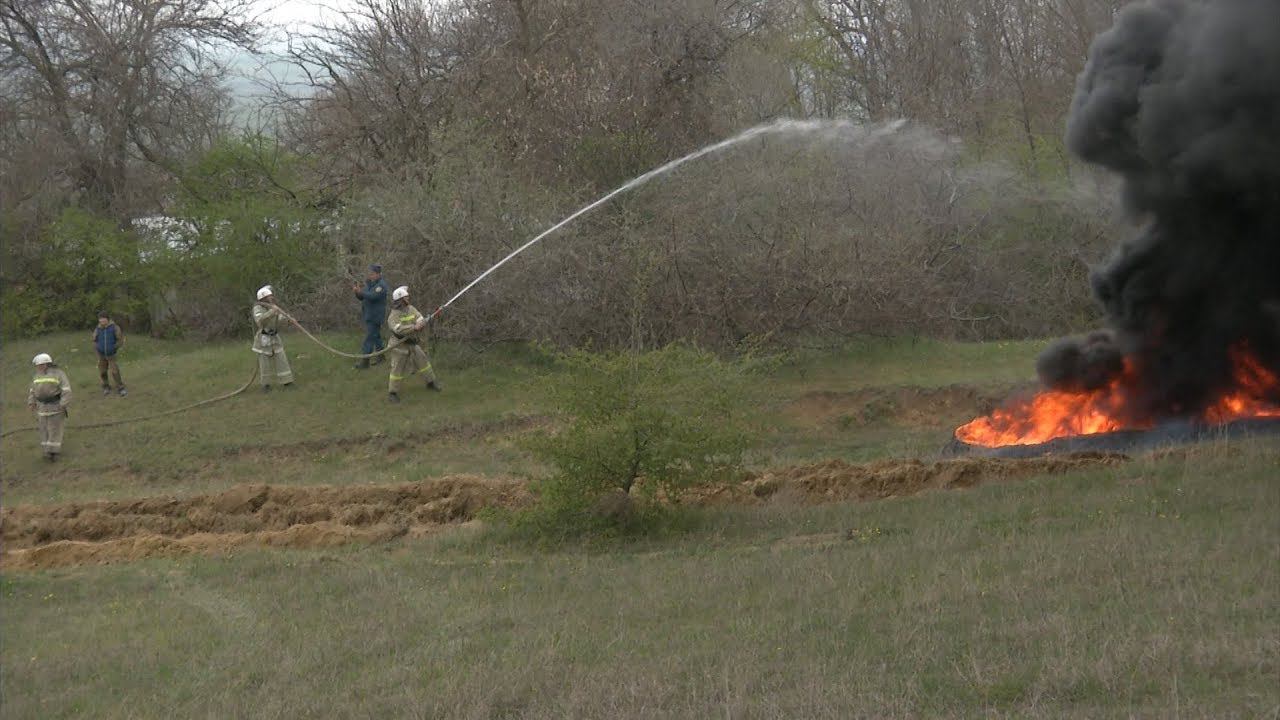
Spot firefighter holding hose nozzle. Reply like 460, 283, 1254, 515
252, 285, 297, 392
386, 285, 441, 403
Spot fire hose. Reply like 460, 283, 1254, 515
0, 366, 260, 439
269, 304, 441, 360
0, 306, 435, 439
5, 121, 806, 441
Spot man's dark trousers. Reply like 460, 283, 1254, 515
363, 320, 385, 356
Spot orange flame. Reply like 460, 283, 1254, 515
956, 347, 1280, 448
1205, 350, 1280, 424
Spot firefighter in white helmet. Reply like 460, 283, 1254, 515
26, 353, 72, 461
252, 285, 296, 392
386, 285, 440, 403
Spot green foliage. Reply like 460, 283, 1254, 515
147, 136, 334, 336
181, 135, 310, 206
1, 208, 153, 337
514, 344, 758, 539
2, 136, 335, 339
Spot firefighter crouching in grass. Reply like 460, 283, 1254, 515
27, 353, 72, 461
252, 285, 296, 392
386, 285, 441, 403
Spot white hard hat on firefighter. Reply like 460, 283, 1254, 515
256, 285, 274, 301
392, 286, 410, 301
33, 353, 53, 365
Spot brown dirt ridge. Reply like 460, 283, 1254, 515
2, 475, 530, 571
687, 453, 1127, 506
2, 454, 1125, 570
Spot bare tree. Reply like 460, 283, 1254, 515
278, 0, 785, 192
271, 0, 467, 200
796, 0, 1125, 169
1, 0, 259, 220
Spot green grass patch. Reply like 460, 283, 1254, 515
5, 332, 1029, 505
772, 336, 1048, 390
2, 441, 1276, 717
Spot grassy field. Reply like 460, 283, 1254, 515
2, 330, 1277, 718
1, 331, 1047, 505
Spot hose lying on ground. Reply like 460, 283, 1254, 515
2, 307, 422, 439
1, 366, 260, 439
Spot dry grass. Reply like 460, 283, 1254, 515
2, 333, 1275, 717
3, 440, 1276, 718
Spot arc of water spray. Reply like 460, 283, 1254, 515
428, 117, 906, 319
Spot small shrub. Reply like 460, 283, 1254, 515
513, 344, 759, 540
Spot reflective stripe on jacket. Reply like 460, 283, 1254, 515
252, 303, 286, 355
28, 367, 72, 407
388, 304, 426, 346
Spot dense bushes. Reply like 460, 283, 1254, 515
3, 126, 1118, 346
1, 0, 1129, 345
142, 138, 336, 337
311, 123, 1118, 348
1, 209, 154, 337
1, 138, 340, 340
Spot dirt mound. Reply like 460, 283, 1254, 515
785, 385, 1011, 428
2, 454, 1127, 570
2, 475, 529, 570
688, 453, 1126, 506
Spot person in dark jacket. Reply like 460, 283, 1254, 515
352, 264, 390, 369
92, 311, 127, 397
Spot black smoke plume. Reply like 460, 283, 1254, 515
1038, 0, 1280, 418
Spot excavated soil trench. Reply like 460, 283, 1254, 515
2, 476, 530, 571
684, 453, 1125, 505
2, 454, 1125, 570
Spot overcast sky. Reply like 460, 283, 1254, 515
228, 1, 439, 114
254, 0, 356, 32
221, 1, 357, 111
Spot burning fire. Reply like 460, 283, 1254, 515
1204, 350, 1280, 425
956, 348, 1280, 448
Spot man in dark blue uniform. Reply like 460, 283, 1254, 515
353, 264, 390, 368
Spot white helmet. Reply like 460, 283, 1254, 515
32, 353, 52, 365
256, 285, 274, 301
392, 285, 410, 301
